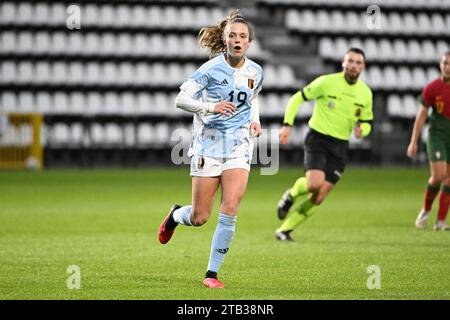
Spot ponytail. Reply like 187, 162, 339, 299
198, 9, 254, 58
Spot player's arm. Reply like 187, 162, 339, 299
407, 104, 429, 158
279, 91, 305, 144
176, 79, 236, 116
407, 87, 433, 158
250, 96, 262, 137
251, 77, 263, 125
282, 90, 307, 126
250, 74, 263, 137
251, 96, 260, 124
355, 91, 374, 138
280, 76, 324, 144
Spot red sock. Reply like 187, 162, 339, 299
424, 183, 440, 212
437, 187, 450, 222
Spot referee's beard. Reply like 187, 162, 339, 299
344, 70, 360, 84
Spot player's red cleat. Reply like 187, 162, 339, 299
203, 278, 224, 288
158, 204, 181, 244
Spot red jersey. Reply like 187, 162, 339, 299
422, 77, 450, 121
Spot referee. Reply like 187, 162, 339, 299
275, 48, 373, 241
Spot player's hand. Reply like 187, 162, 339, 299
250, 122, 262, 138
354, 123, 363, 138
407, 142, 418, 158
279, 125, 292, 144
214, 102, 236, 116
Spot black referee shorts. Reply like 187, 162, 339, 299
303, 129, 349, 184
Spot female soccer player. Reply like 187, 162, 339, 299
157, 10, 263, 288
407, 52, 450, 231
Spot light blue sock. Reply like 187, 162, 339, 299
172, 205, 193, 226
207, 213, 237, 273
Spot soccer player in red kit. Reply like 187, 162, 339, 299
407, 52, 450, 231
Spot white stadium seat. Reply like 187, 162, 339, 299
116, 33, 133, 56
68, 92, 85, 113
98, 5, 115, 27
104, 123, 123, 145
0, 2, 17, 25
66, 62, 82, 85
102, 62, 118, 85
51, 32, 67, 54
392, 39, 407, 62
17, 32, 33, 54
35, 92, 51, 113
0, 32, 16, 54
104, 92, 120, 114
49, 3, 66, 26
86, 92, 103, 114
130, 5, 148, 27
120, 92, 136, 115
16, 3, 33, 25
136, 93, 154, 114
17, 61, 34, 84
83, 4, 99, 27
116, 5, 131, 27
52, 92, 69, 114
397, 67, 412, 90
34, 3, 50, 26
387, 94, 402, 117
71, 123, 84, 145
34, 62, 51, 84
318, 37, 334, 59
52, 123, 71, 145
1, 91, 17, 113
34, 32, 51, 54
137, 124, 154, 145
403, 95, 418, 118
148, 6, 162, 27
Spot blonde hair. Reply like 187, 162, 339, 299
198, 9, 254, 58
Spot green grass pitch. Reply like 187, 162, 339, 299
0, 167, 449, 299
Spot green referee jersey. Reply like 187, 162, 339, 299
284, 72, 373, 141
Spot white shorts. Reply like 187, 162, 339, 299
190, 155, 250, 177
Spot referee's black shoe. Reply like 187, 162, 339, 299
277, 189, 293, 220
275, 229, 294, 241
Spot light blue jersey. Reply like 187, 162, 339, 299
180, 54, 263, 158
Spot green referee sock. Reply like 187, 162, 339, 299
278, 198, 317, 232
289, 177, 308, 199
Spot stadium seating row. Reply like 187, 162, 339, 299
3, 91, 421, 119
0, 2, 225, 29
360, 65, 439, 90
36, 122, 364, 147
0, 121, 313, 147
45, 122, 177, 146
0, 91, 309, 117
286, 9, 450, 35
319, 37, 449, 62
258, 0, 450, 9
0, 61, 298, 88
387, 94, 420, 118
0, 31, 268, 59
1, 91, 179, 115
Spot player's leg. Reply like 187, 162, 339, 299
158, 176, 219, 244
417, 136, 447, 229
204, 167, 249, 288
276, 133, 346, 241
310, 180, 335, 205
158, 156, 220, 244
275, 170, 332, 241
434, 161, 450, 231
277, 176, 309, 219
277, 130, 326, 220
190, 176, 221, 225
